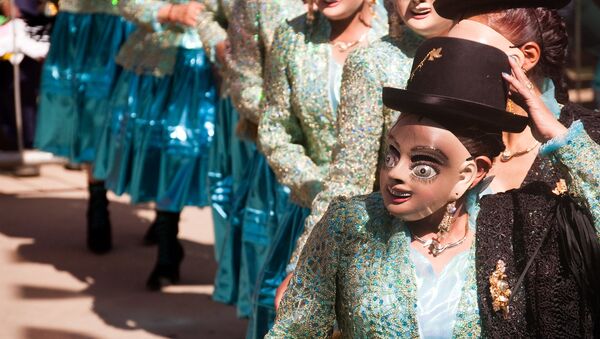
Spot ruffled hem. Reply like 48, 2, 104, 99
95, 48, 217, 211
35, 12, 132, 163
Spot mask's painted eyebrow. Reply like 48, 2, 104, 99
386, 135, 401, 149
410, 146, 449, 165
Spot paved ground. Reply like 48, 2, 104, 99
0, 164, 247, 339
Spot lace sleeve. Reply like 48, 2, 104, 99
257, 23, 325, 207
540, 120, 600, 235
265, 199, 346, 338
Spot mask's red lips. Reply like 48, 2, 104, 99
387, 186, 412, 204
322, 0, 340, 7
410, 6, 431, 19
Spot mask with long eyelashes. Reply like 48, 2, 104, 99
382, 142, 478, 221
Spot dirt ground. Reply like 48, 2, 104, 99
0, 164, 247, 339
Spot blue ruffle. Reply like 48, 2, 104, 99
35, 12, 133, 163
94, 47, 217, 211
212, 151, 291, 319
246, 203, 310, 339
209, 97, 256, 260
539, 120, 585, 157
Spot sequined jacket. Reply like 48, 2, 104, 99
195, 0, 232, 66
194, 0, 234, 94
227, 0, 306, 125
257, 11, 388, 207
287, 31, 423, 271
116, 0, 224, 76
267, 120, 600, 338
59, 0, 119, 14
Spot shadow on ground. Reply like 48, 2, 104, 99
0, 193, 246, 339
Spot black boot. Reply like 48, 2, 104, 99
146, 211, 184, 291
142, 220, 158, 246
87, 182, 112, 254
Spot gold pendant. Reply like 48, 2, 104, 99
489, 260, 511, 318
428, 240, 446, 257
552, 179, 568, 196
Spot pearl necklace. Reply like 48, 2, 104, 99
412, 232, 468, 257
331, 32, 367, 52
500, 141, 540, 162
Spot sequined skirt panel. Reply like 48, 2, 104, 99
209, 97, 255, 260
212, 152, 290, 318
246, 203, 309, 339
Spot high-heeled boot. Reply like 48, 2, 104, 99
142, 219, 158, 246
146, 211, 184, 291
87, 182, 112, 254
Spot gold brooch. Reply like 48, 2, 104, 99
552, 179, 568, 196
410, 47, 443, 81
489, 259, 511, 318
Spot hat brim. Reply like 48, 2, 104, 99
382, 87, 529, 133
435, 0, 570, 20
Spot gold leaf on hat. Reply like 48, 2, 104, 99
410, 47, 443, 81
428, 47, 443, 60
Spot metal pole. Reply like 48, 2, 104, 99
10, 0, 25, 163
575, 0, 582, 102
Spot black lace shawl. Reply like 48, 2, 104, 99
475, 104, 600, 337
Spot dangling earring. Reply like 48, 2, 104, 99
307, 0, 315, 23
436, 202, 457, 241
412, 201, 466, 256
369, 0, 376, 17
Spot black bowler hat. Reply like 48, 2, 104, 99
382, 37, 529, 133
434, 0, 570, 20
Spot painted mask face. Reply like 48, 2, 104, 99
317, 0, 366, 21
396, 0, 453, 38
446, 19, 526, 66
380, 115, 476, 221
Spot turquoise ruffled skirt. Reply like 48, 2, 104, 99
212, 151, 290, 318
93, 48, 217, 212
208, 97, 255, 260
35, 12, 132, 163
246, 203, 309, 338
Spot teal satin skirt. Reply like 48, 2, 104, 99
35, 12, 132, 163
212, 151, 290, 318
208, 97, 255, 260
246, 203, 309, 338
93, 48, 217, 212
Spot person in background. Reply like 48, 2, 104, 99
0, 0, 53, 176
194, 0, 256, 300
253, 0, 388, 336
92, 0, 222, 290
33, 0, 132, 252
211, 0, 305, 318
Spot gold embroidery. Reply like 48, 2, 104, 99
552, 179, 568, 196
490, 259, 511, 319
506, 98, 515, 113
410, 47, 442, 81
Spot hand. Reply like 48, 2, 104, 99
1, 1, 21, 18
165, 2, 205, 27
215, 40, 230, 68
275, 273, 293, 310
501, 56, 567, 142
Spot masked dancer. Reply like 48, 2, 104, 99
268, 36, 599, 338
